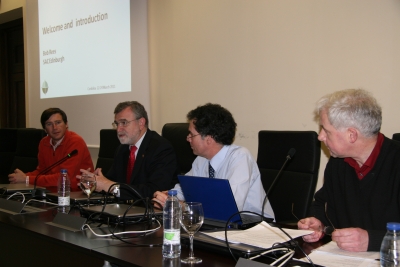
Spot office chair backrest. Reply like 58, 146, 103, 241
0, 128, 19, 183
96, 129, 121, 175
393, 133, 400, 142
257, 130, 321, 224
162, 123, 197, 174
9, 128, 46, 174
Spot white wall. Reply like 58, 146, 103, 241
148, 0, 400, 190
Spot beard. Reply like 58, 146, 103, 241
117, 130, 140, 145
118, 132, 132, 145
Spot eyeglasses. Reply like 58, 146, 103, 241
112, 119, 138, 129
187, 133, 201, 140
291, 203, 300, 221
292, 202, 336, 235
323, 202, 336, 235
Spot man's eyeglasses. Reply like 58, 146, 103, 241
292, 202, 336, 235
323, 202, 336, 235
112, 119, 138, 129
187, 133, 201, 140
291, 203, 300, 221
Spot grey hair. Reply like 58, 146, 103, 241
114, 101, 149, 127
317, 89, 381, 137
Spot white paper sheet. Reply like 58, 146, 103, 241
301, 241, 380, 267
201, 222, 313, 249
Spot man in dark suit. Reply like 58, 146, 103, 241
80, 101, 178, 199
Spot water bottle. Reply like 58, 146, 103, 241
162, 257, 181, 267
380, 222, 400, 266
57, 169, 70, 212
162, 190, 181, 258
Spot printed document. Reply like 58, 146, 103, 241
201, 222, 312, 249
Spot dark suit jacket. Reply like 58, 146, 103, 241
106, 129, 179, 199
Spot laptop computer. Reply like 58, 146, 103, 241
46, 191, 114, 204
178, 175, 270, 229
0, 184, 47, 194
82, 203, 163, 219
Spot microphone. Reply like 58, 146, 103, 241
261, 148, 296, 219
32, 149, 78, 198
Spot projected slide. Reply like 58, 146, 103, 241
38, 0, 131, 98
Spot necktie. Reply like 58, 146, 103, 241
209, 162, 215, 178
126, 146, 137, 183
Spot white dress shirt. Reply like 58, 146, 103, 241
173, 144, 275, 219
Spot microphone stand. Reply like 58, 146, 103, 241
261, 148, 296, 220
32, 150, 78, 198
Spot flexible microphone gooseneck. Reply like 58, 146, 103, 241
32, 149, 78, 198
261, 148, 296, 220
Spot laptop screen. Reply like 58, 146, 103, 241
178, 175, 242, 224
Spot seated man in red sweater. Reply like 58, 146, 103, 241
8, 108, 93, 191
298, 89, 400, 252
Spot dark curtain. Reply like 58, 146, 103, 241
0, 18, 25, 128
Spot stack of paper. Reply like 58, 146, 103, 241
303, 241, 380, 267
202, 222, 380, 266
201, 221, 313, 249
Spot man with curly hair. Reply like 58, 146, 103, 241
153, 103, 274, 220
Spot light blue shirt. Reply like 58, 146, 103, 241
173, 144, 275, 219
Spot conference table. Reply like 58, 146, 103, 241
0, 199, 326, 267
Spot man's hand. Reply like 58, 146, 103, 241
331, 228, 369, 252
8, 169, 27, 184
78, 168, 114, 193
152, 191, 168, 209
298, 217, 324, 243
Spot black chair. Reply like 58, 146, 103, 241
9, 128, 46, 174
257, 130, 321, 224
162, 123, 197, 174
393, 133, 400, 142
95, 129, 121, 175
0, 128, 19, 183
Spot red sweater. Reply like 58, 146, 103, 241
26, 130, 94, 191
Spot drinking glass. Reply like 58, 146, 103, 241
180, 202, 204, 264
79, 174, 97, 207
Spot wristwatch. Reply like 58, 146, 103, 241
111, 184, 120, 197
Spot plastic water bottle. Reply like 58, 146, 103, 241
162, 190, 181, 258
57, 169, 70, 212
162, 257, 181, 267
380, 222, 400, 266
